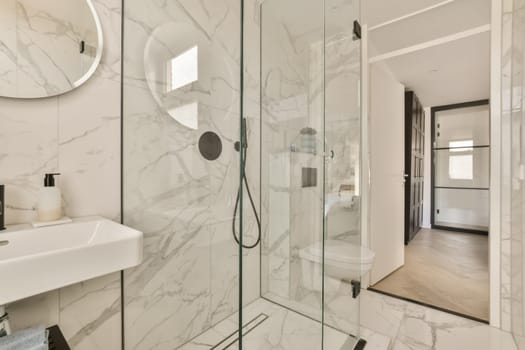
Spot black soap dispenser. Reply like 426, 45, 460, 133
0, 184, 5, 230
37, 173, 62, 222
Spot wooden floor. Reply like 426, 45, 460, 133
371, 228, 489, 321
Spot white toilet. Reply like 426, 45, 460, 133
299, 239, 375, 292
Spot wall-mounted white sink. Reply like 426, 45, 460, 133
0, 216, 143, 305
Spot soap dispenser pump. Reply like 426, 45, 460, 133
37, 173, 62, 222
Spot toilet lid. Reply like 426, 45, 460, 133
300, 240, 375, 265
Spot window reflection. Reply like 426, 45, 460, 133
449, 140, 473, 152
167, 46, 198, 92
164, 45, 199, 129
167, 101, 199, 130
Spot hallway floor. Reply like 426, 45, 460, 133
370, 228, 489, 321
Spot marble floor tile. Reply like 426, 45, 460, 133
177, 291, 517, 350
359, 327, 393, 350
177, 298, 356, 350
362, 289, 517, 350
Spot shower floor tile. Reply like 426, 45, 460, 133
178, 291, 518, 350
178, 298, 355, 350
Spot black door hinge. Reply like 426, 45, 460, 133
353, 20, 361, 40
351, 280, 361, 298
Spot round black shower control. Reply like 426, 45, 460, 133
198, 131, 222, 161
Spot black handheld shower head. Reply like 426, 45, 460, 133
232, 117, 261, 249
234, 117, 248, 152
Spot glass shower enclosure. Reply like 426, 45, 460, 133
122, 0, 362, 348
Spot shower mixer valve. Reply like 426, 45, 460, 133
234, 141, 247, 152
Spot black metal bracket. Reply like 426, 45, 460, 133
351, 280, 361, 298
48, 325, 71, 350
355, 338, 367, 349
353, 20, 362, 40
0, 311, 8, 337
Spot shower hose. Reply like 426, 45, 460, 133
232, 118, 261, 249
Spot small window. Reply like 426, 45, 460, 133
449, 154, 473, 180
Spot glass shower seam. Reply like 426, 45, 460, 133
239, 0, 245, 348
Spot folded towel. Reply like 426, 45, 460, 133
0, 326, 48, 350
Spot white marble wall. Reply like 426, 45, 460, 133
501, 0, 514, 333
122, 0, 261, 349
0, 0, 122, 349
502, 0, 525, 348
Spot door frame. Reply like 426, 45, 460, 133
362, 0, 503, 327
429, 99, 490, 235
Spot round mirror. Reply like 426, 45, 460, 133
143, 21, 235, 130
0, 0, 103, 98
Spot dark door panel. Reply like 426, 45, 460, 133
404, 91, 425, 244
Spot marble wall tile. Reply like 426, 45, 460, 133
58, 72, 121, 221
501, 1, 514, 332
7, 291, 60, 330
0, 0, 18, 97
122, 0, 262, 349
56, 4, 123, 348
1, 1, 123, 349
502, 0, 525, 345
124, 224, 212, 349
59, 273, 122, 350
0, 97, 58, 224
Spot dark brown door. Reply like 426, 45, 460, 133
404, 91, 425, 244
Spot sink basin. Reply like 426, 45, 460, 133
0, 216, 143, 305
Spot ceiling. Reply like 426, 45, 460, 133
365, 0, 491, 107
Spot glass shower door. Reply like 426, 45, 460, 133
323, 0, 362, 348
255, 0, 362, 348
122, 1, 245, 349
257, 0, 326, 348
